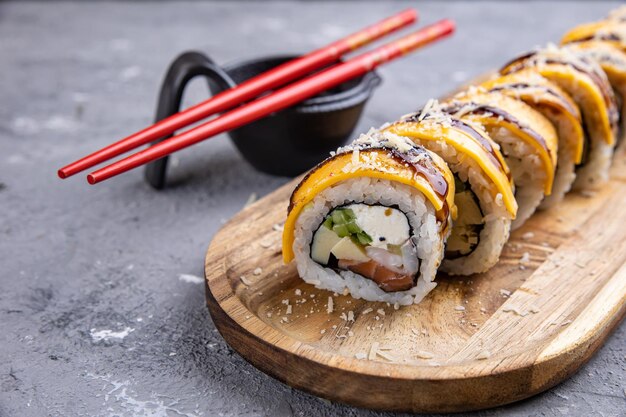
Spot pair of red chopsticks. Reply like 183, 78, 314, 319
58, 10, 455, 184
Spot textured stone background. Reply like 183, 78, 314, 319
1, 1, 625, 416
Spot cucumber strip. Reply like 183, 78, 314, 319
332, 224, 350, 237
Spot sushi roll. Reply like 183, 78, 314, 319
440, 92, 558, 229
479, 71, 584, 209
561, 20, 626, 52
282, 131, 456, 305
501, 45, 619, 189
562, 42, 626, 144
384, 103, 517, 275
608, 6, 626, 22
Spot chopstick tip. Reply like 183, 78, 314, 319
86, 174, 97, 185
404, 8, 418, 20
441, 18, 456, 33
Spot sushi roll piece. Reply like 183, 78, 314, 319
608, 6, 626, 22
563, 42, 626, 144
384, 103, 517, 275
440, 92, 558, 229
561, 20, 626, 52
501, 45, 619, 189
282, 131, 456, 305
479, 71, 583, 208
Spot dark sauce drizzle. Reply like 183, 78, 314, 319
403, 111, 512, 182
501, 52, 619, 135
569, 34, 623, 43
487, 82, 579, 117
441, 102, 554, 168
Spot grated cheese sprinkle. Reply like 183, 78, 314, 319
415, 350, 434, 359
503, 306, 528, 317
477, 350, 491, 360
369, 342, 379, 360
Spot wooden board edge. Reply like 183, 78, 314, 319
204, 240, 626, 412
204, 275, 626, 412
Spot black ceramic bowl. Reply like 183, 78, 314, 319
214, 56, 381, 176
144, 51, 381, 189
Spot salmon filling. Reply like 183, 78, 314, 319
338, 259, 414, 292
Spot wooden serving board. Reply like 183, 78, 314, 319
204, 146, 626, 413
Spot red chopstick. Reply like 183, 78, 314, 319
58, 9, 418, 179
87, 19, 455, 185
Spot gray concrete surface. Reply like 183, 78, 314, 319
1, 1, 625, 416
